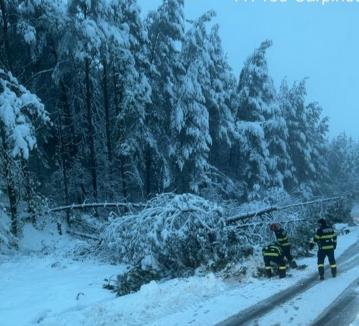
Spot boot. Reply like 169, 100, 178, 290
320, 274, 324, 280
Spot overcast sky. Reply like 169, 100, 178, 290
138, 0, 359, 139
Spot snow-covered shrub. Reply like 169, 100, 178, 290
324, 198, 352, 225
290, 220, 316, 256
114, 266, 163, 296
101, 194, 237, 277
67, 213, 104, 236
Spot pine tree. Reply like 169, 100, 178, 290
279, 79, 330, 195
171, 12, 216, 193
327, 134, 359, 194
0, 69, 49, 235
233, 40, 278, 199
146, 0, 185, 193
206, 24, 237, 171
280, 80, 315, 194
109, 0, 152, 200
305, 101, 329, 191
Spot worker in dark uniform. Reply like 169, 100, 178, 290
262, 243, 287, 278
312, 218, 337, 280
270, 223, 297, 268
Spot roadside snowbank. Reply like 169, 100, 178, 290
351, 314, 359, 326
0, 222, 125, 326
0, 255, 123, 326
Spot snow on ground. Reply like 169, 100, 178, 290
352, 314, 359, 326
147, 225, 359, 326
0, 223, 125, 326
351, 203, 359, 225
255, 260, 359, 326
1, 222, 358, 326
0, 255, 123, 326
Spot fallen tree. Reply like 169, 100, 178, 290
99, 193, 351, 295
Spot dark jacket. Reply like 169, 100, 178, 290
262, 244, 283, 257
274, 228, 290, 247
314, 225, 337, 250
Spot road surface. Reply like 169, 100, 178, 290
216, 239, 359, 326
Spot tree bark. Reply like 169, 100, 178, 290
60, 80, 77, 156
144, 144, 152, 198
22, 160, 36, 223
102, 59, 112, 162
120, 159, 128, 200
57, 112, 71, 225
85, 58, 98, 200
0, 127, 17, 236
0, 0, 13, 71
112, 71, 128, 199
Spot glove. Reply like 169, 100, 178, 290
309, 242, 315, 250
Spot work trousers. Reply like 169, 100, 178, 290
282, 245, 294, 262
317, 249, 336, 277
263, 255, 286, 278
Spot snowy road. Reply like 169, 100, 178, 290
312, 277, 359, 326
1, 224, 358, 326
217, 239, 359, 326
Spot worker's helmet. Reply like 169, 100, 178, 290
270, 223, 280, 231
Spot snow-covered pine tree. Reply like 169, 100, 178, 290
206, 24, 238, 173
17, 0, 76, 217
233, 40, 278, 200
280, 80, 327, 195
171, 11, 216, 193
278, 79, 298, 190
146, 0, 185, 193
65, 0, 106, 201
108, 0, 152, 201
0, 69, 49, 235
265, 95, 292, 190
327, 134, 359, 194
305, 101, 329, 192
0, 0, 17, 71
62, 0, 137, 202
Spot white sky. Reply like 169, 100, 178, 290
138, 0, 359, 139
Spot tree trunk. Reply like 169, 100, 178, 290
0, 0, 13, 71
60, 80, 77, 156
57, 112, 71, 225
22, 160, 36, 223
112, 70, 128, 200
6, 166, 17, 237
144, 144, 152, 198
120, 158, 128, 200
85, 58, 98, 200
102, 59, 112, 163
0, 128, 17, 236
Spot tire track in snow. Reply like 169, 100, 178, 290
311, 278, 359, 326
216, 240, 359, 326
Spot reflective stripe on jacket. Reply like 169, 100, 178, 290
275, 228, 290, 247
262, 245, 283, 257
314, 226, 337, 250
